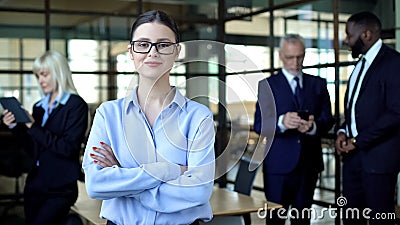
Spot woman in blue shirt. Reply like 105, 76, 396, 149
83, 10, 215, 225
2, 50, 89, 225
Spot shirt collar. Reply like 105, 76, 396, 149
363, 39, 382, 65
171, 87, 187, 110
125, 85, 187, 114
282, 68, 303, 84
36, 92, 70, 107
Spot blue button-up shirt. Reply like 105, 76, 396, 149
36, 92, 71, 126
82, 86, 215, 225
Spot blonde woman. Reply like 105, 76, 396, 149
2, 50, 89, 225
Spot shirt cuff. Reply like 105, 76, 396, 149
277, 114, 287, 132
337, 129, 346, 136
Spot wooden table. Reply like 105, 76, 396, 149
210, 186, 281, 216
72, 182, 281, 224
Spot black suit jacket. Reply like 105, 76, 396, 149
13, 94, 88, 190
342, 44, 400, 173
254, 70, 334, 174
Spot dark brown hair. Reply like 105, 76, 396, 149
130, 10, 180, 43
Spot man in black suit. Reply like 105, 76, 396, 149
254, 34, 334, 224
335, 11, 400, 225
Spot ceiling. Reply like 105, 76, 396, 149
0, 0, 389, 41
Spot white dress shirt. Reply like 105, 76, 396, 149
278, 68, 317, 135
345, 39, 382, 137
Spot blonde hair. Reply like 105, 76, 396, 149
32, 50, 77, 99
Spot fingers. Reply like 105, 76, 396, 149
335, 135, 356, 154
2, 110, 16, 126
3, 114, 15, 124
335, 139, 345, 155
335, 133, 347, 153
283, 112, 301, 129
297, 124, 308, 133
342, 139, 356, 153
296, 118, 312, 133
90, 142, 121, 168
339, 145, 351, 154
334, 138, 342, 149
180, 165, 188, 175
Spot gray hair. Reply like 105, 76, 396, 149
33, 50, 77, 100
279, 34, 306, 50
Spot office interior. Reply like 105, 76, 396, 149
0, 0, 400, 224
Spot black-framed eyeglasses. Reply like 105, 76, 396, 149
130, 41, 177, 55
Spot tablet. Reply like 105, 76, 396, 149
0, 97, 31, 123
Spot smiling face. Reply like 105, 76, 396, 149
36, 68, 56, 94
129, 22, 180, 81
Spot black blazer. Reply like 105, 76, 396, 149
254, 70, 334, 174
13, 94, 88, 189
341, 44, 400, 173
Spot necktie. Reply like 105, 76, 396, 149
347, 57, 366, 138
294, 76, 303, 109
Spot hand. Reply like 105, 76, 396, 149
335, 132, 356, 155
297, 115, 314, 133
180, 165, 188, 175
90, 142, 121, 168
335, 132, 346, 155
2, 109, 17, 127
282, 112, 301, 129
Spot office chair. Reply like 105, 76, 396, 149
233, 156, 260, 225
